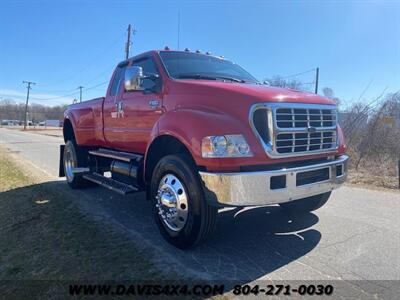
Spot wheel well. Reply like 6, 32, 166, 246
145, 135, 195, 184
63, 119, 75, 142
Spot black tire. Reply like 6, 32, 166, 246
63, 140, 93, 189
150, 154, 217, 249
279, 192, 331, 214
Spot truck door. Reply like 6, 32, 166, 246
103, 57, 163, 153
119, 56, 163, 153
103, 62, 128, 148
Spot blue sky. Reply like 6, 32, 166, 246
0, 0, 399, 107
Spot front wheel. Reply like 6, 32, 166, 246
279, 192, 331, 214
150, 154, 217, 249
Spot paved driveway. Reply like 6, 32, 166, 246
1, 128, 399, 297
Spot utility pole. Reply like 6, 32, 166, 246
77, 86, 84, 102
125, 24, 136, 60
0, 97, 2, 128
315, 67, 319, 94
23, 81, 35, 130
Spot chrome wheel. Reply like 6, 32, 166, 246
64, 145, 76, 183
156, 174, 189, 232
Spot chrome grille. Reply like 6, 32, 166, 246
250, 103, 339, 158
276, 131, 337, 154
276, 108, 336, 129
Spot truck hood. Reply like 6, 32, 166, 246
172, 80, 336, 105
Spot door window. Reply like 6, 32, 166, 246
131, 58, 159, 90
109, 67, 125, 96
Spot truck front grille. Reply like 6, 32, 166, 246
276, 108, 336, 128
276, 131, 336, 154
250, 103, 338, 158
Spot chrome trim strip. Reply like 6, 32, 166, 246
249, 102, 339, 158
200, 155, 348, 206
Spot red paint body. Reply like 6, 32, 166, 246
64, 50, 346, 174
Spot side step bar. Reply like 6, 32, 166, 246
89, 149, 143, 163
71, 167, 90, 174
83, 173, 139, 195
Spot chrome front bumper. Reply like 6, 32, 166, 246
199, 155, 348, 207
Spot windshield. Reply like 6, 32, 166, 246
159, 51, 259, 83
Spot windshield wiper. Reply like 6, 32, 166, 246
178, 74, 246, 83
215, 76, 246, 83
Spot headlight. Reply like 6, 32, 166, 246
201, 135, 253, 158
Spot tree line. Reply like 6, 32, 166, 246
0, 99, 67, 122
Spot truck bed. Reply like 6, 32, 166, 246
65, 97, 105, 146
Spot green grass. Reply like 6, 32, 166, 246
0, 150, 32, 191
0, 147, 167, 297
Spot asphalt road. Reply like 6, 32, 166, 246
1, 128, 399, 297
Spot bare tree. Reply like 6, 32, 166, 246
265, 75, 306, 91
343, 92, 400, 185
322, 87, 340, 106
0, 99, 67, 123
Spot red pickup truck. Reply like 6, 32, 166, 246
60, 49, 348, 249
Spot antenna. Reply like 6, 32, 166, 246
177, 11, 181, 50
315, 67, 319, 94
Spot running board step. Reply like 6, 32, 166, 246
89, 149, 143, 163
83, 172, 139, 195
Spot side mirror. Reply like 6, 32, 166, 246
124, 66, 144, 91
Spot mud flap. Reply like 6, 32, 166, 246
59, 144, 65, 177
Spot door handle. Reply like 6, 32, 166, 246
115, 101, 124, 117
116, 101, 123, 111
149, 100, 159, 108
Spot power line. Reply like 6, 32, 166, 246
32, 87, 77, 94
281, 68, 316, 79
30, 90, 78, 101
4, 28, 141, 107
7, 29, 128, 103
356, 79, 374, 103
83, 80, 109, 91
28, 80, 108, 101
80, 62, 116, 86
343, 87, 388, 136
50, 33, 126, 86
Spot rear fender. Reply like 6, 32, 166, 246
63, 98, 104, 145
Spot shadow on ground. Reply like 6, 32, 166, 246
1, 181, 321, 286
